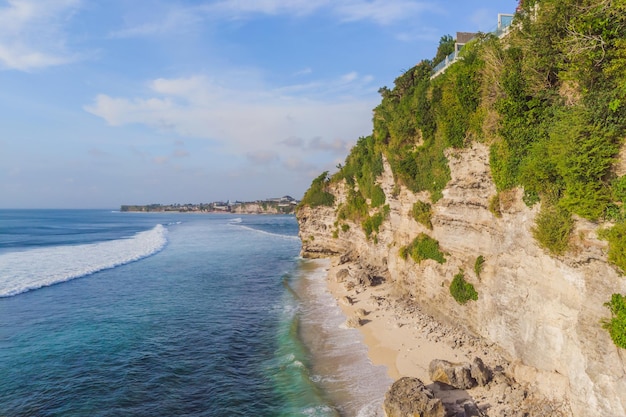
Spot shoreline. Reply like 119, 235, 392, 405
322, 259, 569, 417
295, 258, 391, 417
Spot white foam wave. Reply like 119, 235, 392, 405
356, 401, 386, 417
0, 225, 168, 297
302, 405, 338, 417
228, 217, 243, 224
231, 224, 300, 241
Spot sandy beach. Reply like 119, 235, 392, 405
323, 260, 569, 417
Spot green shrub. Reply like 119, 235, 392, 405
362, 212, 384, 239
412, 201, 433, 229
337, 188, 368, 221
401, 233, 445, 264
450, 270, 478, 304
300, 172, 335, 208
602, 293, 626, 349
474, 255, 485, 279
522, 189, 540, 207
612, 176, 626, 203
600, 221, 626, 274
488, 194, 502, 218
341, 224, 350, 232
532, 204, 573, 255
370, 185, 386, 208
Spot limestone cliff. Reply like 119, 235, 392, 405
297, 143, 626, 417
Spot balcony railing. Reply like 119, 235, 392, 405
430, 13, 515, 79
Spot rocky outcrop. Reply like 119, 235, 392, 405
470, 357, 491, 387
428, 359, 477, 390
297, 143, 626, 416
383, 377, 445, 417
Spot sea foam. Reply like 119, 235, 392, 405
0, 224, 168, 297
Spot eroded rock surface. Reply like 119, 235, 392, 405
297, 144, 626, 416
383, 377, 445, 417
429, 359, 476, 390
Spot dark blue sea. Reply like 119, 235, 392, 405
0, 210, 390, 417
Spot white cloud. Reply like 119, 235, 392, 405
0, 0, 81, 71
112, 0, 441, 39
246, 150, 280, 165
202, 0, 331, 18
108, 7, 202, 39
172, 149, 189, 158
308, 137, 353, 153
84, 74, 376, 169
334, 0, 439, 25
293, 67, 312, 76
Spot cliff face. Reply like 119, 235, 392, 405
297, 142, 626, 417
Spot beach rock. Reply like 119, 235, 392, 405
383, 377, 445, 417
462, 401, 485, 417
340, 296, 353, 306
346, 315, 362, 328
429, 359, 476, 390
470, 357, 491, 386
355, 308, 367, 317
335, 268, 349, 283
339, 253, 353, 264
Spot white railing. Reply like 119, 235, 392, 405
430, 13, 515, 79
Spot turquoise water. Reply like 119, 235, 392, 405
0, 210, 389, 416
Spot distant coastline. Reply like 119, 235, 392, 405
121, 196, 299, 215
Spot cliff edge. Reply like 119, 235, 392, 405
298, 145, 626, 416
296, 2, 626, 415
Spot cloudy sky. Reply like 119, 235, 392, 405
0, 0, 516, 208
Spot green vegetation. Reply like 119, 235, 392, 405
602, 293, 626, 349
599, 223, 626, 273
400, 233, 445, 264
411, 201, 433, 229
298, 0, 626, 268
450, 270, 478, 305
474, 255, 485, 279
362, 212, 384, 239
487, 0, 626, 263
300, 172, 335, 208
532, 203, 574, 255
488, 194, 502, 218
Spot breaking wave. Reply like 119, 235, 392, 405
0, 224, 168, 297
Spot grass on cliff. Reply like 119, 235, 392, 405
474, 255, 485, 280
532, 203, 574, 256
399, 233, 445, 264
301, 0, 626, 267
599, 222, 626, 274
411, 201, 433, 229
450, 270, 478, 305
300, 171, 335, 208
602, 293, 626, 350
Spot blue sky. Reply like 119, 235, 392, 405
0, 0, 516, 208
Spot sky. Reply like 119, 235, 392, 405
0, 0, 517, 208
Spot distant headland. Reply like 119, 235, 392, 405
121, 196, 299, 215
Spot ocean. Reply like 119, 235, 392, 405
0, 210, 390, 416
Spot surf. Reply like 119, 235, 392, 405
0, 224, 168, 297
